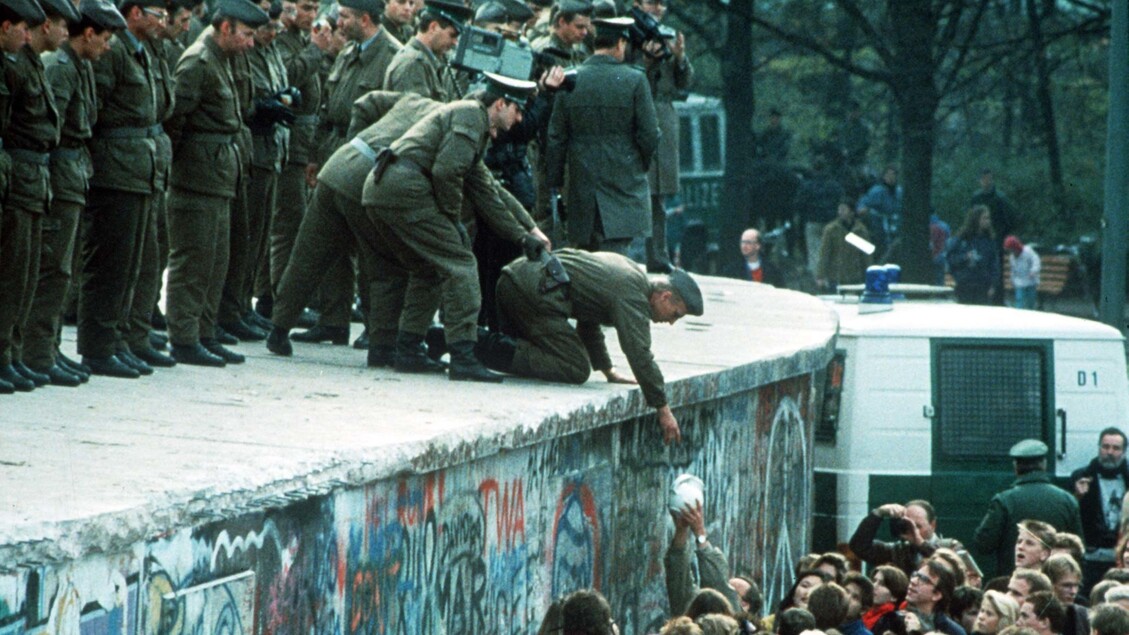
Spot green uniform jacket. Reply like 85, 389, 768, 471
645, 52, 692, 196
380, 13, 413, 45
530, 32, 586, 68
247, 41, 290, 171
166, 35, 243, 198
382, 37, 458, 103
317, 28, 401, 163
4, 45, 59, 212
972, 471, 1084, 575
89, 32, 160, 194
43, 42, 95, 205
546, 54, 659, 244
506, 249, 667, 407
361, 100, 529, 243
229, 46, 253, 169
275, 28, 323, 166
143, 38, 174, 192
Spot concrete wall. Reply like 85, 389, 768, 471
0, 372, 818, 634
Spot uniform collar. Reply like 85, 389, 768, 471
122, 29, 145, 54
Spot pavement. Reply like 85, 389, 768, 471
0, 275, 840, 566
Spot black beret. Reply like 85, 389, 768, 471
1, 0, 46, 24
213, 0, 268, 25
80, 0, 126, 28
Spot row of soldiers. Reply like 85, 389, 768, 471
0, 0, 702, 440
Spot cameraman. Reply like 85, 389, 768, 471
849, 500, 964, 577
632, 0, 692, 273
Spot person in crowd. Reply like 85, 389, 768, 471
1003, 235, 1040, 309
545, 15, 659, 254
755, 108, 790, 163
850, 499, 962, 577
664, 499, 741, 617
1016, 520, 1057, 571
856, 164, 902, 260
662, 616, 705, 635
1089, 580, 1121, 606
728, 228, 784, 286
1045, 554, 1085, 608
973, 590, 1020, 635
930, 212, 951, 286
808, 582, 851, 633
1108, 586, 1129, 612
686, 589, 736, 621
954, 587, 986, 633
866, 566, 908, 633
1091, 604, 1129, 635
380, 0, 414, 43
904, 558, 967, 635
1009, 570, 1054, 607
697, 614, 742, 635
562, 589, 617, 635
1018, 591, 1066, 635
971, 167, 1018, 305
382, 0, 468, 102
1051, 533, 1087, 571
777, 570, 835, 618
775, 608, 818, 635
974, 440, 1084, 576
794, 157, 844, 274
842, 573, 875, 635
815, 198, 871, 291
947, 204, 1000, 305
1072, 428, 1129, 590
484, 249, 702, 442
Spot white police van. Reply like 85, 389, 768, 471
812, 289, 1129, 575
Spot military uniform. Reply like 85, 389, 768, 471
361, 98, 531, 355
24, 41, 95, 372
546, 52, 659, 252
150, 35, 188, 320
972, 469, 1083, 576
270, 26, 323, 295
165, 33, 246, 352
79, 30, 161, 367
383, 36, 458, 103
0, 45, 59, 371
380, 12, 413, 44
643, 45, 692, 268
307, 26, 400, 333
240, 36, 290, 325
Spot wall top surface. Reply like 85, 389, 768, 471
0, 275, 837, 566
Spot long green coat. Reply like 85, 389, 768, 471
972, 470, 1083, 575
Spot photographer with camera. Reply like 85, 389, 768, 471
849, 500, 964, 577
632, 0, 691, 273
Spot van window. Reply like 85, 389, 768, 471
700, 115, 721, 171
932, 340, 1052, 466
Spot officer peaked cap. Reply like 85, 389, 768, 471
338, 0, 379, 18
213, 0, 269, 26
423, 0, 472, 29
1009, 439, 1048, 459
554, 0, 591, 16
1, 0, 46, 25
40, 0, 80, 22
668, 269, 704, 316
483, 71, 536, 103
499, 0, 532, 21
473, 0, 505, 24
592, 15, 631, 38
80, 0, 126, 28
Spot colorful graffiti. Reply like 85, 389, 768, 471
0, 372, 817, 634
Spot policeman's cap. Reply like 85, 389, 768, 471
499, 0, 532, 22
1, 0, 46, 25
591, 0, 615, 18
338, 0, 379, 17
423, 0, 472, 30
592, 15, 632, 39
213, 0, 269, 26
41, 0, 80, 22
483, 71, 536, 104
81, 0, 126, 29
1009, 439, 1048, 459
669, 269, 704, 316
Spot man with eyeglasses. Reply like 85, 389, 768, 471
903, 559, 966, 635
1071, 427, 1129, 591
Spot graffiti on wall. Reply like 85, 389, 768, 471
0, 372, 817, 634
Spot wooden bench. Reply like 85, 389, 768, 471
943, 253, 1081, 311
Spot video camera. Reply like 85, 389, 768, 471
451, 25, 536, 81
627, 6, 672, 60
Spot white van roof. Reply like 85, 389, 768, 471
828, 301, 1125, 341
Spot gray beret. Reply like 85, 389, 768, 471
80, 0, 125, 28
1009, 439, 1048, 459
213, 0, 269, 25
1, 0, 46, 24
40, 0, 79, 22
669, 269, 703, 316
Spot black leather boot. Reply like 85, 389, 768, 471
394, 332, 446, 373
367, 344, 394, 368
0, 364, 33, 391
475, 332, 517, 373
266, 327, 293, 356
448, 341, 503, 383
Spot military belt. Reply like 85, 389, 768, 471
349, 136, 379, 162
50, 148, 83, 162
184, 132, 238, 144
99, 124, 164, 139
8, 148, 50, 165
293, 115, 318, 125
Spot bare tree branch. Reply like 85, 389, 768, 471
747, 13, 893, 84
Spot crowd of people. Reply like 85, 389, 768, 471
0, 0, 709, 434
535, 429, 1129, 635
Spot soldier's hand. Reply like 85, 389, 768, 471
305, 163, 319, 187
657, 405, 682, 445
602, 367, 637, 384
540, 66, 566, 91
1075, 476, 1093, 498
529, 227, 551, 252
